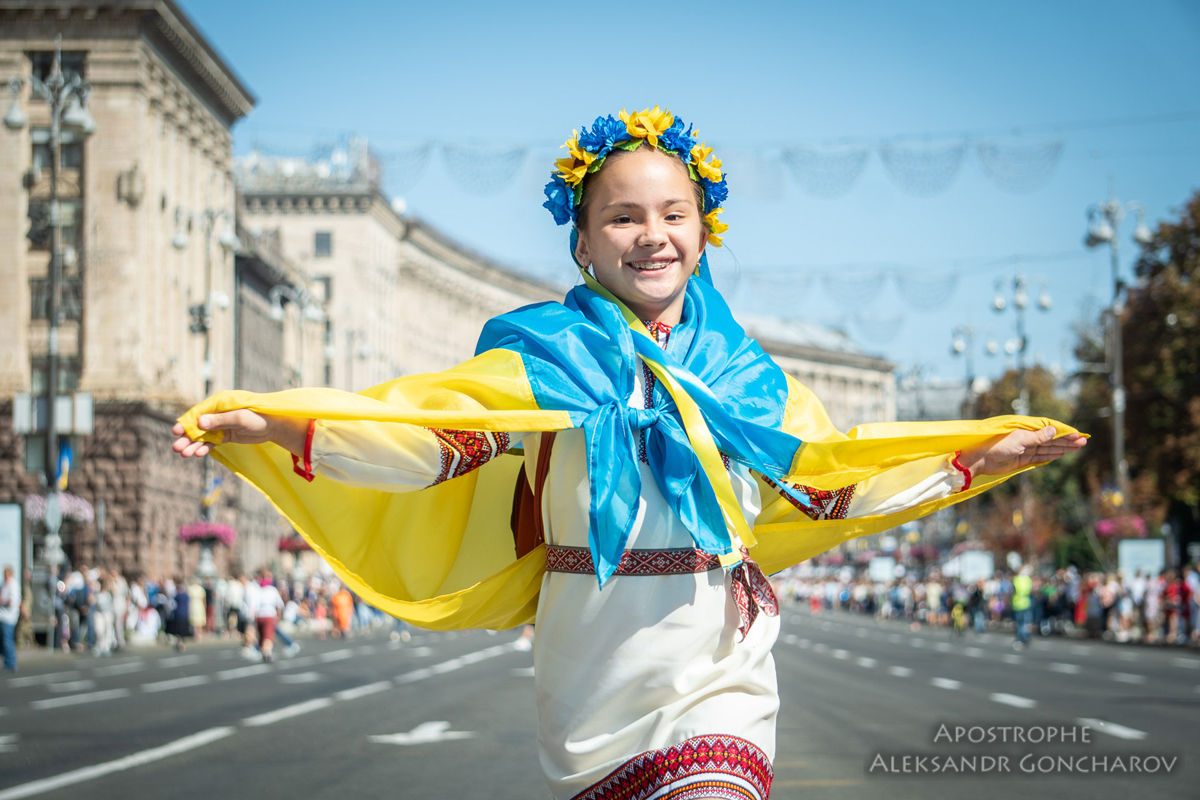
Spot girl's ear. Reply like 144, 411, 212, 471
573, 231, 590, 269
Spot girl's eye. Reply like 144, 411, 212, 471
612, 215, 633, 224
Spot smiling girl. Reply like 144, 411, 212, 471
173, 107, 1084, 799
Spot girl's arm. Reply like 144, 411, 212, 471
171, 410, 527, 492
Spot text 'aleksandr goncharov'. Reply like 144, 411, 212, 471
867, 724, 1181, 776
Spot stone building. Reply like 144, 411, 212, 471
0, 0, 256, 584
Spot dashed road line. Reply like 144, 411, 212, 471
887, 666, 912, 678
930, 677, 962, 690
334, 681, 392, 701
93, 660, 146, 677
831, 649, 849, 660
1077, 717, 1147, 741
47, 679, 96, 693
160, 654, 200, 668
1049, 662, 1081, 674
31, 688, 131, 710
1110, 672, 1146, 684
242, 697, 333, 727
216, 664, 271, 681
142, 675, 212, 693
856, 657, 876, 668
991, 692, 1037, 709
318, 649, 354, 663
1170, 657, 1199, 670
0, 726, 235, 799
1001, 654, 1022, 665
8, 670, 81, 688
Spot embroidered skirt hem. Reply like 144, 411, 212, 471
569, 734, 773, 800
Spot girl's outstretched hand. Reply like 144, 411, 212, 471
960, 426, 1087, 477
171, 411, 309, 458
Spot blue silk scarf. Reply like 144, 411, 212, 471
476, 276, 805, 586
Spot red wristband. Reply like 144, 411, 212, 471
951, 450, 972, 493
291, 418, 317, 482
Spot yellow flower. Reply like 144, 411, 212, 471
704, 208, 728, 247
620, 106, 675, 147
690, 142, 723, 182
555, 131, 597, 186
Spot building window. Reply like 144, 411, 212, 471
32, 127, 84, 171
30, 356, 82, 395
28, 51, 86, 86
314, 231, 332, 258
27, 198, 82, 251
30, 276, 83, 322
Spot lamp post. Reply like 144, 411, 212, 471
1084, 198, 1152, 508
950, 325, 976, 418
172, 210, 237, 545
992, 275, 1051, 566
5, 37, 94, 606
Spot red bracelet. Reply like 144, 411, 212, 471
291, 418, 317, 482
951, 450, 973, 493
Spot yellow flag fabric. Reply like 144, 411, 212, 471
178, 348, 1079, 631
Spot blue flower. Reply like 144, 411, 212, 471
701, 177, 728, 213
579, 115, 630, 159
658, 118, 698, 159
543, 175, 576, 225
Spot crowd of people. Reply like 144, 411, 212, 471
776, 562, 1200, 647
3, 562, 393, 669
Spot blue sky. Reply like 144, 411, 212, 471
178, 0, 1200, 385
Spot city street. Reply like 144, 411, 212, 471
1, 608, 1196, 799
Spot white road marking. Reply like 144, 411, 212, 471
216, 664, 270, 681
1077, 717, 1147, 741
933, 642, 952, 653
142, 675, 212, 693
9, 671, 81, 688
0, 734, 16, 753
48, 679, 96, 693
370, 721, 474, 746
888, 666, 912, 677
930, 677, 962, 690
888, 634, 902, 643
279, 671, 321, 684
797, 638, 810, 648
1001, 654, 1022, 665
1170, 657, 1199, 670
1117, 652, 1138, 662
0, 726, 235, 799
1049, 662, 1081, 674
334, 681, 392, 701
318, 649, 354, 663
512, 666, 536, 677
281, 655, 316, 668
832, 649, 849, 660
782, 634, 799, 645
812, 643, 828, 653
242, 698, 333, 727
395, 644, 511, 685
409, 646, 434, 657
355, 645, 376, 655
991, 693, 1037, 709
856, 657, 877, 668
963, 647, 984, 658
909, 639, 925, 648
160, 654, 200, 668
1110, 672, 1146, 684
31, 688, 130, 710
93, 660, 146, 677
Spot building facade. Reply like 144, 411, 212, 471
0, 0, 255, 586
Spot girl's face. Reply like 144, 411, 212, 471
574, 147, 708, 325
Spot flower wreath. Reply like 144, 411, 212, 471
542, 106, 730, 246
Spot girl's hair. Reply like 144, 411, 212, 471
574, 142, 706, 230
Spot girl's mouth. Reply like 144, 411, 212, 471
628, 259, 676, 272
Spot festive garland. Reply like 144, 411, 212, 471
543, 106, 730, 246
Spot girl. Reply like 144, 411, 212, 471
172, 107, 1084, 799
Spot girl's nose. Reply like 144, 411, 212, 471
638, 221, 667, 246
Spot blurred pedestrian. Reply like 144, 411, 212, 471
1, 565, 20, 671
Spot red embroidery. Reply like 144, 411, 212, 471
762, 476, 855, 520
546, 545, 778, 636
571, 734, 773, 800
729, 547, 779, 641
428, 429, 511, 485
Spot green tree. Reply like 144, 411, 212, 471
1074, 191, 1200, 563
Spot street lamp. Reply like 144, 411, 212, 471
1083, 198, 1151, 507
173, 208, 237, 532
950, 325, 976, 417
991, 275, 1051, 416
5, 37, 95, 590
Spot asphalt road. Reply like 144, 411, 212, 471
1, 609, 1196, 799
